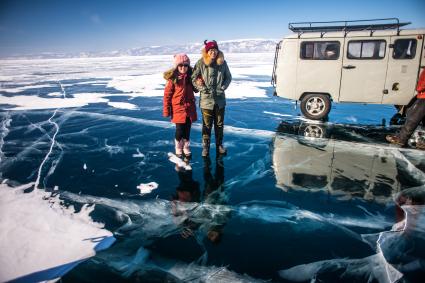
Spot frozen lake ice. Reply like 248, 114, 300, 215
0, 53, 424, 282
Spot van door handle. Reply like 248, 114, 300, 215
343, 65, 356, 69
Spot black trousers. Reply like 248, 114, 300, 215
398, 99, 425, 143
175, 117, 192, 141
201, 105, 225, 146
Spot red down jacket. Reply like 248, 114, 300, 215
417, 69, 425, 99
163, 68, 197, 124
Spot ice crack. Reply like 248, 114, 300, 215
34, 109, 60, 190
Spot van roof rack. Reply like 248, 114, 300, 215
289, 18, 410, 37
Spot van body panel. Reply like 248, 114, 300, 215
382, 35, 423, 105
275, 40, 298, 100
339, 37, 389, 103
296, 39, 344, 100
274, 28, 425, 114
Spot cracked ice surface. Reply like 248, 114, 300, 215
0, 54, 424, 282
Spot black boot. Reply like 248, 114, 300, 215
202, 139, 210, 157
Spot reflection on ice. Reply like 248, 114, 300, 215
272, 121, 425, 203
273, 121, 425, 282
279, 187, 425, 283
59, 186, 394, 280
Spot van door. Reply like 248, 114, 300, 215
296, 40, 343, 100
382, 36, 423, 105
339, 38, 389, 103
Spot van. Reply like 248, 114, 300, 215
271, 18, 425, 120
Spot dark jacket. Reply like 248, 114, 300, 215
191, 49, 232, 110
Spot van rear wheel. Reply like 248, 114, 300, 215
300, 94, 331, 120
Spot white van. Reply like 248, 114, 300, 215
271, 19, 425, 120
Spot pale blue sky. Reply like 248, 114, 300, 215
0, 0, 424, 57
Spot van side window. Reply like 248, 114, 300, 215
347, 40, 386, 59
393, 39, 417, 59
300, 41, 340, 60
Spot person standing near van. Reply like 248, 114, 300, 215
163, 54, 198, 158
192, 40, 232, 157
386, 69, 425, 149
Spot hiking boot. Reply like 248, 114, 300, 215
385, 135, 405, 146
202, 139, 210, 157
216, 145, 227, 156
175, 139, 183, 158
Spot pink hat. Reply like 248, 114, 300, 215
174, 54, 190, 67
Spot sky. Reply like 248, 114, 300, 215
0, 0, 424, 57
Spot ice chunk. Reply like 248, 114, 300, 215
137, 182, 158, 195
132, 148, 145, 158
168, 152, 192, 171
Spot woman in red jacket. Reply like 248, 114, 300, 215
386, 69, 425, 149
163, 54, 198, 158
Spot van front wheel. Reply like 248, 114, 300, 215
300, 94, 331, 120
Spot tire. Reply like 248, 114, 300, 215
299, 123, 327, 138
300, 93, 331, 120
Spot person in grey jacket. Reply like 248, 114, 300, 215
192, 40, 232, 157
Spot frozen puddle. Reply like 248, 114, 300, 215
0, 183, 115, 282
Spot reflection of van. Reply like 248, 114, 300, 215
272, 124, 402, 203
271, 19, 425, 120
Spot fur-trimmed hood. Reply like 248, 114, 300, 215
202, 48, 225, 66
163, 67, 193, 82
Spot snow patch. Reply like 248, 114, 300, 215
0, 93, 109, 110
0, 183, 115, 282
107, 73, 164, 97
107, 101, 139, 110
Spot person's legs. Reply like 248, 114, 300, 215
398, 99, 425, 142
175, 123, 185, 157
202, 108, 214, 157
387, 99, 425, 146
182, 117, 192, 156
214, 105, 226, 155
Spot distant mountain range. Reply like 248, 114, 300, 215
3, 39, 279, 60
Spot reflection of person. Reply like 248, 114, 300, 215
192, 40, 232, 157
170, 158, 228, 243
171, 169, 200, 238
163, 54, 198, 158
202, 157, 227, 243
386, 69, 425, 150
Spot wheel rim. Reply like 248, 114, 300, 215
305, 97, 326, 116
304, 125, 324, 138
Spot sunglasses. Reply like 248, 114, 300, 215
178, 64, 189, 68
